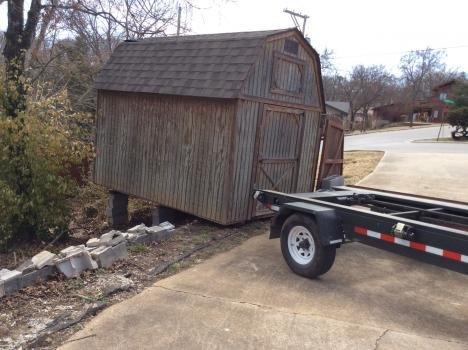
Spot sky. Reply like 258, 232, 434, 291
188, 0, 468, 75
1, 0, 468, 75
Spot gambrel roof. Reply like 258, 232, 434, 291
95, 28, 318, 99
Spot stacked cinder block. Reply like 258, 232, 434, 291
0, 221, 174, 298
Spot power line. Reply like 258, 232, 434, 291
333, 44, 468, 60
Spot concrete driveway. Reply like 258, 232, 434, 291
358, 152, 468, 202
60, 128, 468, 349
61, 234, 468, 349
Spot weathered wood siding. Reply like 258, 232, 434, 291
94, 91, 235, 223
241, 32, 321, 108
229, 103, 321, 222
229, 100, 260, 222
296, 110, 321, 192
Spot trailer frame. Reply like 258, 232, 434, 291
254, 184, 468, 277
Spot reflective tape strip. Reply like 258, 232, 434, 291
330, 239, 343, 244
354, 226, 467, 264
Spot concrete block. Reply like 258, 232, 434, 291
129, 233, 152, 245
145, 221, 174, 242
55, 251, 98, 278
0, 269, 22, 295
160, 221, 175, 231
91, 242, 128, 268
16, 258, 35, 274
0, 281, 4, 298
152, 207, 176, 226
107, 191, 128, 227
20, 266, 55, 288
86, 237, 101, 248
100, 230, 125, 246
31, 251, 57, 269
107, 191, 128, 208
127, 224, 147, 234
60, 245, 86, 257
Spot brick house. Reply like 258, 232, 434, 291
429, 80, 457, 122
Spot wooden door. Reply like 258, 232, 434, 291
254, 105, 304, 216
317, 115, 344, 188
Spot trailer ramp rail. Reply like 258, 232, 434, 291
254, 186, 468, 277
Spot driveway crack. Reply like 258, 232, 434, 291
374, 329, 389, 350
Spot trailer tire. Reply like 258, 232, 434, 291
280, 214, 336, 278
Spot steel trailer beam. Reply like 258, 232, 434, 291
254, 188, 468, 275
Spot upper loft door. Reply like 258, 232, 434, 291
254, 105, 304, 216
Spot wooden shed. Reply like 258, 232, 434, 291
93, 28, 326, 225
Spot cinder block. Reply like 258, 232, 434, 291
20, 266, 55, 288
152, 207, 176, 226
0, 269, 22, 295
130, 233, 152, 245
17, 258, 35, 274
91, 242, 128, 268
0, 281, 4, 298
100, 230, 125, 246
127, 224, 147, 234
56, 251, 98, 278
146, 221, 175, 242
107, 191, 129, 227
31, 250, 57, 269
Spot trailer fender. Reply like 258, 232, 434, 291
270, 202, 343, 246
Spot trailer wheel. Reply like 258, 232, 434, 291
280, 214, 336, 278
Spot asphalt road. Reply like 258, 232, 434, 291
345, 125, 468, 153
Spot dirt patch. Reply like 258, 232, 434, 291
343, 151, 384, 185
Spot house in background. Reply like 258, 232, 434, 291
373, 80, 459, 125
325, 101, 350, 129
429, 80, 457, 122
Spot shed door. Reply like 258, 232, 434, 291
254, 105, 304, 216
317, 115, 344, 188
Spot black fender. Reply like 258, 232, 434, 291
270, 202, 343, 246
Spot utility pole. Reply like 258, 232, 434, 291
283, 8, 309, 34
176, 5, 182, 36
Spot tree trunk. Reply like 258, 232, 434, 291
3, 0, 26, 117
2, 0, 42, 118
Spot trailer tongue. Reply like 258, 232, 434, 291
254, 182, 468, 278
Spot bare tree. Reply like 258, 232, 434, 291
399, 48, 455, 125
2, 0, 192, 116
341, 65, 394, 130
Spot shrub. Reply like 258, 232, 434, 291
447, 82, 468, 139
447, 107, 468, 129
0, 87, 93, 247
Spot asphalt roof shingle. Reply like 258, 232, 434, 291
94, 29, 296, 99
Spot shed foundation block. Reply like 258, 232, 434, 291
152, 206, 177, 226
107, 191, 129, 227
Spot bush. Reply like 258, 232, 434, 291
0, 87, 93, 247
447, 107, 468, 129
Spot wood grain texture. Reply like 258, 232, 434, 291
95, 30, 324, 225
95, 91, 234, 223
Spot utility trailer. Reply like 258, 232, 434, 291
254, 178, 468, 278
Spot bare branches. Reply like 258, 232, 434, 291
44, 0, 179, 38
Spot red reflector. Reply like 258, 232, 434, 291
443, 250, 461, 261
381, 233, 395, 243
410, 241, 426, 251
354, 226, 367, 235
